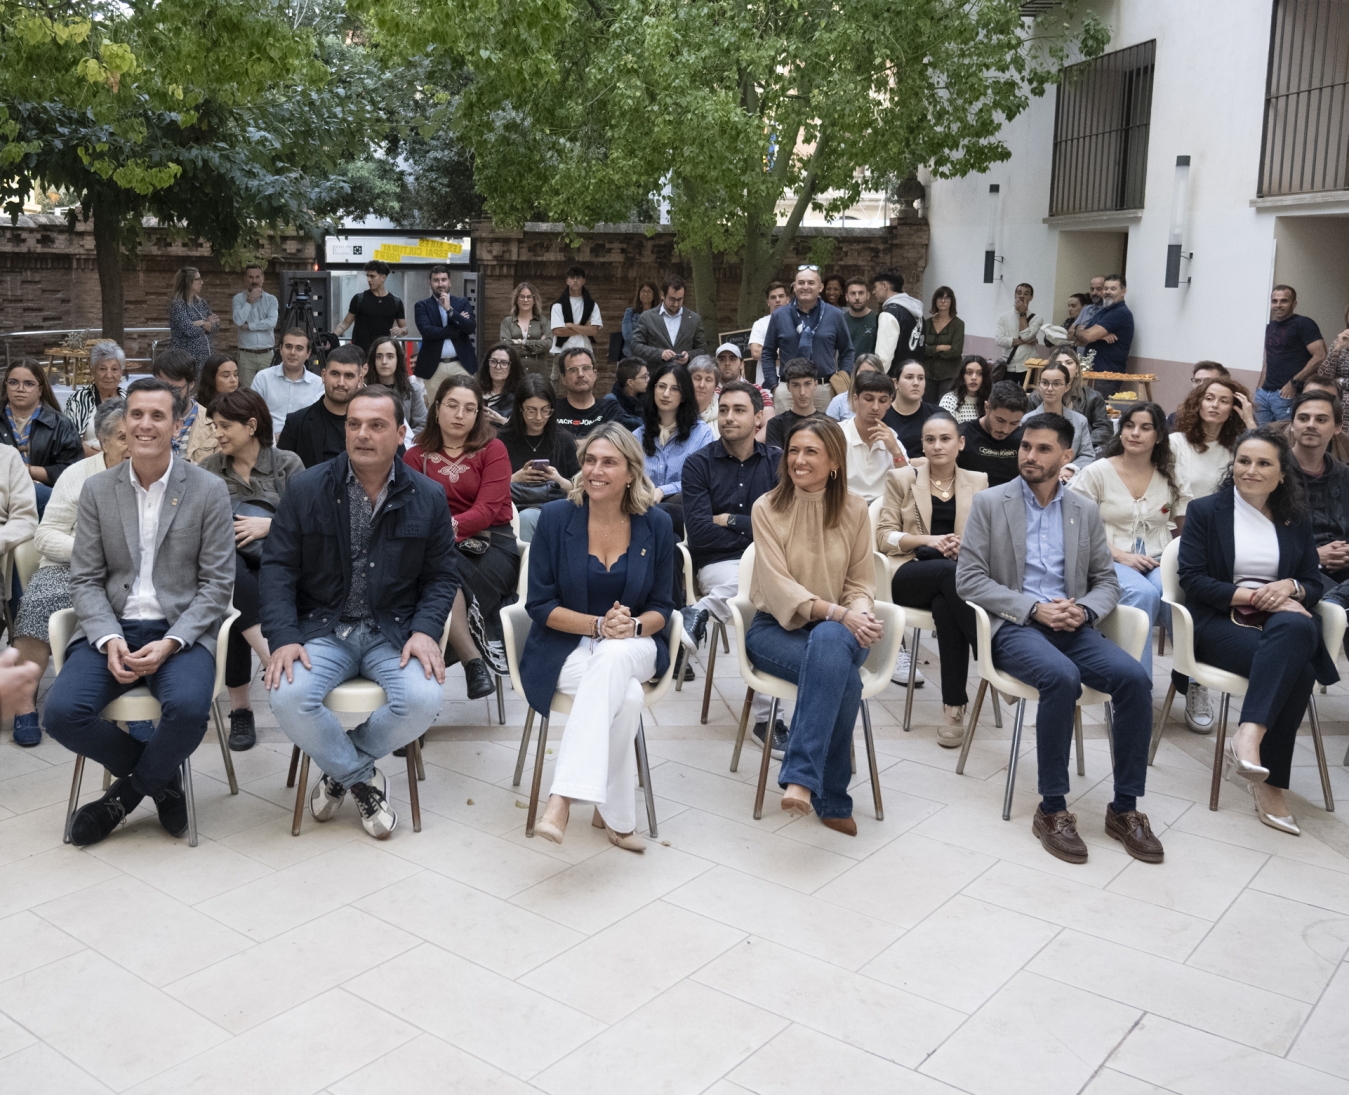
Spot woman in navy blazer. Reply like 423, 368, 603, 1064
1178, 428, 1338, 835
523, 422, 675, 851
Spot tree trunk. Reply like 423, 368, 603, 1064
90, 191, 126, 345
689, 246, 718, 347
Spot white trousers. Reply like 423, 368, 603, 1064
549, 635, 657, 834
694, 559, 773, 724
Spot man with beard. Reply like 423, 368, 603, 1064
279, 344, 367, 468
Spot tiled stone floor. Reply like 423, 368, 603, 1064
2, 634, 1348, 1094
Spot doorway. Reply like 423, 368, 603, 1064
1051, 230, 1129, 327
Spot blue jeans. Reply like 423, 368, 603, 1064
268, 620, 444, 788
1113, 562, 1168, 679
745, 614, 867, 818
1254, 387, 1293, 426
44, 619, 217, 797
990, 621, 1153, 800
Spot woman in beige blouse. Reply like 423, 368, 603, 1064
499, 282, 554, 377
877, 410, 988, 741
746, 416, 880, 835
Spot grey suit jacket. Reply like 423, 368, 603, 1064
955, 477, 1119, 637
69, 457, 236, 654
630, 306, 709, 366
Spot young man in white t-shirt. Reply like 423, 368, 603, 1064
748, 281, 790, 386
842, 368, 908, 502
549, 264, 603, 378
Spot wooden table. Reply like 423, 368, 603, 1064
42, 345, 94, 388
1082, 370, 1156, 403
1021, 358, 1048, 390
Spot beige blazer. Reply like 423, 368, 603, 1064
876, 464, 987, 567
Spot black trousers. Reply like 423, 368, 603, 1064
1194, 609, 1319, 790
890, 558, 977, 705
226, 553, 260, 689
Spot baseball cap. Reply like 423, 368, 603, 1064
715, 342, 742, 358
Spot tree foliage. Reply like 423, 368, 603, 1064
356, 0, 1108, 328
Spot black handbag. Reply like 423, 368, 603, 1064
607, 331, 625, 363
232, 499, 278, 563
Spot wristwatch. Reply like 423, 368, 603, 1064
634, 619, 643, 637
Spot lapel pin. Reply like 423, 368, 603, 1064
641, 548, 647, 556
172, 498, 178, 506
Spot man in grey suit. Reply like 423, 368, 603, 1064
630, 276, 708, 368
956, 412, 1162, 866
46, 378, 235, 847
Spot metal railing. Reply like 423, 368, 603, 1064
1049, 40, 1157, 216
1259, 0, 1349, 197
0, 327, 169, 370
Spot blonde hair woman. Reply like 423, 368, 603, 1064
499, 282, 553, 377
523, 422, 675, 851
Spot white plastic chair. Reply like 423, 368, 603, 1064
502, 602, 689, 838
957, 601, 1150, 821
867, 496, 1002, 734
724, 543, 902, 821
285, 607, 459, 836
52, 606, 242, 847
674, 541, 733, 724
1158, 538, 1335, 812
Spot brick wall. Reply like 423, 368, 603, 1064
0, 215, 317, 366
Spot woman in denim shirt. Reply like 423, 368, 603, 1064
633, 362, 715, 538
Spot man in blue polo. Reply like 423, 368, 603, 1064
1073, 273, 1134, 396
761, 266, 854, 413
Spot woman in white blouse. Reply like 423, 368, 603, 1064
1169, 375, 1256, 500
1070, 402, 1190, 687
1177, 428, 1336, 835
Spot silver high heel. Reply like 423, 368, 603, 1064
1227, 737, 1269, 783
1245, 781, 1299, 835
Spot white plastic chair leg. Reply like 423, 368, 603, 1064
181, 756, 198, 848
513, 708, 535, 787
902, 626, 921, 732
636, 717, 658, 837
1307, 696, 1336, 812
860, 700, 884, 820
1002, 699, 1028, 821
212, 699, 238, 795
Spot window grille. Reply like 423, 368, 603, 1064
1049, 41, 1156, 216
1259, 0, 1349, 197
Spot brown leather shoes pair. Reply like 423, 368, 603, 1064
1032, 805, 1165, 864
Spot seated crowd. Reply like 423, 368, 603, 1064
2, 267, 1346, 870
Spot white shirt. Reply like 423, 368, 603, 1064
661, 305, 684, 346
250, 363, 323, 434
826, 391, 855, 422
1232, 490, 1281, 588
550, 299, 603, 354
843, 417, 907, 503
994, 309, 1046, 373
438, 303, 458, 360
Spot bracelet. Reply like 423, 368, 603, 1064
592, 616, 602, 640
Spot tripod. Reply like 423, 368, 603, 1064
273, 279, 329, 372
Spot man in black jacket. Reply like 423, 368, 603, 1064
601, 358, 648, 430
261, 385, 459, 839
1287, 389, 1349, 587
278, 344, 366, 468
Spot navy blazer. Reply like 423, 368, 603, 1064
1178, 488, 1339, 684
521, 498, 676, 713
413, 294, 478, 379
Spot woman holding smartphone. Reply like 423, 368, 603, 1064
498, 374, 581, 541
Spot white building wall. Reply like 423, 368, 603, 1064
921, 0, 1349, 411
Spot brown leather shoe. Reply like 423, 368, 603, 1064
1105, 805, 1164, 863
821, 816, 857, 836
1032, 806, 1088, 864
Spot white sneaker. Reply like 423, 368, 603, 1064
351, 771, 398, 840
1184, 684, 1214, 734
310, 774, 346, 822
891, 646, 925, 687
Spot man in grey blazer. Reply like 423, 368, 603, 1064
630, 276, 708, 368
956, 412, 1161, 866
46, 378, 235, 847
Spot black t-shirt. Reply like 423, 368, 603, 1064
499, 424, 581, 477
889, 401, 939, 460
555, 396, 620, 438
930, 494, 957, 536
347, 290, 405, 351
957, 418, 1023, 487
766, 409, 816, 449
1264, 314, 1323, 391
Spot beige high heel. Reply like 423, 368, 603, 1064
592, 807, 645, 853
534, 796, 569, 844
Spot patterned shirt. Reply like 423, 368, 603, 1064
340, 461, 395, 625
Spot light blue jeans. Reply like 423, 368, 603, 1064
1254, 386, 1293, 426
269, 620, 445, 788
1114, 561, 1168, 680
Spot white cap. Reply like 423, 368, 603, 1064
1040, 324, 1069, 346
715, 342, 742, 358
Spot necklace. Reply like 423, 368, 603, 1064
524, 432, 546, 453
930, 472, 954, 500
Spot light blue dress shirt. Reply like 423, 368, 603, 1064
634, 419, 716, 495
1020, 476, 1067, 604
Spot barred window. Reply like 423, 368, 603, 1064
1049, 41, 1156, 216
1259, 0, 1349, 197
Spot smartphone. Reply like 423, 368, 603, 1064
528, 459, 551, 470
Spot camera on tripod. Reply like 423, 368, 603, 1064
274, 271, 333, 372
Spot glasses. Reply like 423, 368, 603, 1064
1039, 380, 1066, 390
796, 264, 820, 272
5, 378, 37, 391
489, 357, 512, 367
522, 405, 551, 418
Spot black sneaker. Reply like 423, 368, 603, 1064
350, 777, 397, 839
752, 719, 789, 759
681, 606, 709, 648
464, 657, 496, 700
153, 771, 189, 838
393, 734, 426, 759
227, 708, 256, 751
69, 777, 140, 847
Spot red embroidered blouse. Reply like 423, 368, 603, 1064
404, 438, 513, 540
